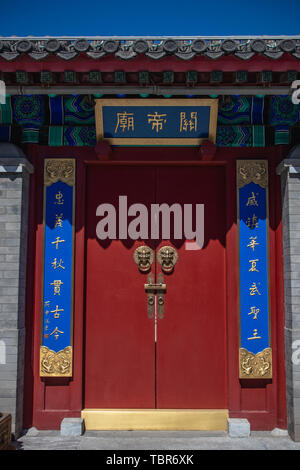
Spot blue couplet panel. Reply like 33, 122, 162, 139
238, 182, 270, 355
41, 181, 74, 353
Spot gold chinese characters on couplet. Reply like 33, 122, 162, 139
40, 158, 75, 377
237, 160, 272, 379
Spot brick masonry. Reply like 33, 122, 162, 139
0, 157, 33, 438
277, 158, 300, 441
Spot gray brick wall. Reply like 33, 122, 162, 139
278, 158, 300, 441
0, 158, 33, 437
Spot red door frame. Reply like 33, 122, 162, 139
83, 162, 228, 410
23, 144, 287, 430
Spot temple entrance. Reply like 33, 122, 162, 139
83, 163, 227, 417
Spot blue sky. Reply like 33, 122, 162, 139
0, 0, 299, 37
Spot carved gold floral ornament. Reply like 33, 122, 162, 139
239, 347, 272, 379
237, 160, 268, 189
40, 346, 72, 377
44, 159, 75, 186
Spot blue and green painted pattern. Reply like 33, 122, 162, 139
0, 95, 299, 147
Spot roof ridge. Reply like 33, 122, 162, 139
1, 35, 300, 39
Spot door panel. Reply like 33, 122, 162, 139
84, 166, 156, 408
156, 167, 227, 408
84, 164, 227, 410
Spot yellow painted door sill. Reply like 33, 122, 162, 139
81, 409, 229, 431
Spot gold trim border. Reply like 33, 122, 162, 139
40, 158, 76, 377
236, 159, 272, 379
95, 98, 218, 146
82, 409, 229, 431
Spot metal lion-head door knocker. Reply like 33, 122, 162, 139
157, 246, 178, 273
133, 245, 154, 273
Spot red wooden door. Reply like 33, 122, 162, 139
84, 164, 227, 410
84, 166, 156, 408
155, 166, 227, 409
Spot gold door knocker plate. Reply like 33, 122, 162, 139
145, 273, 155, 319
133, 245, 154, 273
157, 272, 165, 319
144, 272, 166, 319
157, 246, 178, 273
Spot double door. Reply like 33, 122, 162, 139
84, 164, 226, 409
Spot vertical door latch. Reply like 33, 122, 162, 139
144, 272, 166, 319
